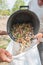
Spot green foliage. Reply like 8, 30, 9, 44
0, 0, 2, 4
0, 10, 10, 15
0, 0, 8, 10
0, 0, 11, 15
12, 0, 25, 13
0, 0, 25, 15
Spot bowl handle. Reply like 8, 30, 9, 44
20, 6, 29, 9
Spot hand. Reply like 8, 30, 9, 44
35, 33, 43, 43
0, 48, 12, 63
38, 0, 43, 6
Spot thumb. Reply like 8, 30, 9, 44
4, 57, 12, 63
1, 53, 12, 63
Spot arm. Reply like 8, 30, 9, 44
0, 30, 8, 35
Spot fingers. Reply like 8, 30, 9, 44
0, 49, 12, 63
5, 50, 12, 59
35, 33, 42, 39
35, 33, 42, 43
4, 50, 12, 62
0, 53, 12, 63
5, 51, 12, 60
